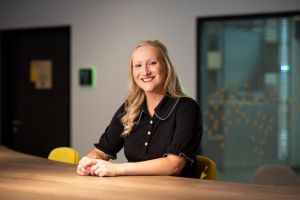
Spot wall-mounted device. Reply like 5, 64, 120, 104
79, 66, 96, 87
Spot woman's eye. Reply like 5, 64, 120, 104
135, 64, 142, 68
149, 61, 157, 65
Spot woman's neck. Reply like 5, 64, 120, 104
145, 92, 166, 117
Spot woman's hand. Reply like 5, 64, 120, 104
77, 157, 97, 176
77, 157, 122, 177
77, 148, 111, 176
90, 159, 123, 177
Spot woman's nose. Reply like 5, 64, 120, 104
142, 65, 151, 75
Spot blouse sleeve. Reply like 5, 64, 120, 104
164, 98, 202, 164
94, 103, 125, 160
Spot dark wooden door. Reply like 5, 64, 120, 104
0, 27, 70, 157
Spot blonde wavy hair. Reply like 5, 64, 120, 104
121, 40, 186, 136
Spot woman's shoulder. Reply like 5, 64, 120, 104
173, 96, 202, 122
177, 96, 200, 108
173, 96, 201, 116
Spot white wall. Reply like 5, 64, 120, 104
0, 0, 299, 162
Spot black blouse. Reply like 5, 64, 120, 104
94, 94, 202, 178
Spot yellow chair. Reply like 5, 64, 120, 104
48, 147, 79, 164
196, 155, 217, 180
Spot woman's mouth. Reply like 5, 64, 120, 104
142, 77, 154, 82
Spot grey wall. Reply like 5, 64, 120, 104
0, 0, 299, 162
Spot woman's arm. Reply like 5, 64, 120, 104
85, 148, 110, 160
121, 155, 187, 176
88, 155, 187, 177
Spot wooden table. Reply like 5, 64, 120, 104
0, 146, 299, 200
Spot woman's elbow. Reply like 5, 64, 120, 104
168, 166, 183, 176
164, 156, 186, 176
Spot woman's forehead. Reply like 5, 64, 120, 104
132, 45, 160, 59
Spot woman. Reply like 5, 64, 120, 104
77, 40, 202, 178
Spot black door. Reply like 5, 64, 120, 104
0, 27, 70, 158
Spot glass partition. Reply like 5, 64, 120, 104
197, 12, 300, 183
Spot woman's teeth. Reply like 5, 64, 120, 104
142, 77, 153, 82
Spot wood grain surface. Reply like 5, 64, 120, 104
0, 145, 299, 200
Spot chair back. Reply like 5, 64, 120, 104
196, 155, 217, 180
48, 147, 79, 164
252, 164, 300, 186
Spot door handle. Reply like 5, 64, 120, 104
12, 120, 22, 133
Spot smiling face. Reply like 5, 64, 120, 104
131, 45, 167, 95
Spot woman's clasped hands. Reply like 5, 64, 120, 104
77, 157, 122, 177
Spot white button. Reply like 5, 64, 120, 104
147, 131, 151, 135
150, 120, 153, 124
145, 142, 148, 146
